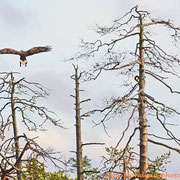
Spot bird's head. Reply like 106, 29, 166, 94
20, 50, 25, 54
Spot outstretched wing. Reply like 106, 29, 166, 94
25, 46, 52, 56
0, 48, 20, 55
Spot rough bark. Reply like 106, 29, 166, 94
138, 15, 148, 180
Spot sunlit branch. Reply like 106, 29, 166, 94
148, 139, 180, 154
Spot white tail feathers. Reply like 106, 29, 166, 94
20, 59, 27, 67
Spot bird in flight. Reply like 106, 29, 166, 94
0, 46, 52, 66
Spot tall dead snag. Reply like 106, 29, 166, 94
70, 6, 180, 180
138, 13, 148, 177
72, 65, 83, 180
0, 72, 63, 179
71, 65, 104, 180
10, 73, 22, 180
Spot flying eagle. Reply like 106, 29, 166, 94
0, 46, 52, 66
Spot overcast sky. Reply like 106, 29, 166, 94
0, 0, 180, 177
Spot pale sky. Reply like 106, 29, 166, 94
0, 0, 180, 178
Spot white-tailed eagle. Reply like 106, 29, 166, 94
0, 46, 52, 66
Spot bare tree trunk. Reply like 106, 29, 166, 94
10, 73, 22, 180
138, 15, 148, 180
74, 67, 83, 180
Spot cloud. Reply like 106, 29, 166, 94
0, 1, 32, 28
26, 125, 74, 153
25, 70, 74, 116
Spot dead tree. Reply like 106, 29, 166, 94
0, 72, 63, 179
70, 6, 180, 180
72, 65, 84, 180
0, 141, 29, 180
138, 13, 147, 178
71, 65, 104, 180
10, 73, 22, 180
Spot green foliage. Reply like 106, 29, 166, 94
21, 158, 74, 180
149, 151, 171, 172
47, 171, 74, 180
147, 151, 171, 180
20, 150, 171, 180
68, 155, 99, 179
101, 147, 171, 180
104, 146, 137, 171
69, 155, 92, 171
